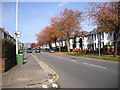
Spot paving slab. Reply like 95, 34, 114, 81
2, 53, 48, 88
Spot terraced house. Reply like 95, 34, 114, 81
86, 29, 115, 50
0, 28, 16, 43
41, 28, 120, 53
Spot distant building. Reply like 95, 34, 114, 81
24, 43, 31, 48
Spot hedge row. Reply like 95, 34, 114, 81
1, 38, 17, 72
103, 45, 114, 52
2, 38, 16, 59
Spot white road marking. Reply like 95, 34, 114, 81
44, 53, 112, 69
71, 60, 77, 62
82, 57, 118, 63
52, 84, 58, 88
83, 63, 107, 69
42, 85, 48, 88
48, 79, 53, 83
45, 53, 64, 59
43, 52, 118, 64
56, 56, 63, 59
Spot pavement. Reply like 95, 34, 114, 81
2, 53, 49, 88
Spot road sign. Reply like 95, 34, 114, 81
14, 31, 21, 38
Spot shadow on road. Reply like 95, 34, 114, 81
23, 55, 31, 65
70, 57, 78, 60
23, 55, 31, 60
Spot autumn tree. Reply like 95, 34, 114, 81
31, 43, 38, 48
44, 26, 53, 49
37, 27, 51, 49
36, 30, 47, 47
31, 43, 35, 48
58, 8, 83, 52
87, 2, 119, 57
36, 8, 83, 52
37, 25, 59, 49
50, 17, 64, 51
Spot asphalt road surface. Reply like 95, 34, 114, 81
32, 52, 118, 88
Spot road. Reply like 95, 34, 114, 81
32, 52, 118, 88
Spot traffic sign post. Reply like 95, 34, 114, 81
14, 31, 21, 38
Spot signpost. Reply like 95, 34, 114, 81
14, 31, 21, 38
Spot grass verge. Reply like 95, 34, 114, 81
56, 52, 120, 62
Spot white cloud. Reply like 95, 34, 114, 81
56, 2, 68, 8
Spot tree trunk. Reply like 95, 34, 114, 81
66, 39, 70, 52
113, 32, 118, 57
59, 41, 61, 52
46, 44, 47, 49
42, 44, 43, 50
61, 40, 63, 52
54, 40, 57, 51
65, 40, 67, 51
48, 42, 51, 50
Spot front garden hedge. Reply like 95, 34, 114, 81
1, 38, 17, 72
2, 38, 16, 59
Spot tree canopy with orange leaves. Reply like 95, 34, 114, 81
87, 2, 119, 57
36, 8, 83, 51
54, 8, 83, 52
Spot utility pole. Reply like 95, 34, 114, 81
98, 33, 101, 57
16, 0, 18, 54
98, 41, 100, 57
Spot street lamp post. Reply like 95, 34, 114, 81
16, 0, 18, 54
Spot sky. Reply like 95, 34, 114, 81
2, 2, 96, 43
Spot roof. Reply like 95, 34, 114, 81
76, 31, 89, 37
67, 31, 89, 39
0, 28, 5, 31
0, 28, 10, 35
5, 31, 10, 35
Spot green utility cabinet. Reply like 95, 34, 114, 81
17, 54, 24, 65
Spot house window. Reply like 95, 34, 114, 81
95, 43, 96, 49
102, 32, 104, 39
95, 34, 96, 40
110, 32, 112, 36
103, 42, 104, 47
107, 42, 110, 45
100, 43, 102, 48
92, 34, 93, 40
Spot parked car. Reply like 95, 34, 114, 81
35, 48, 40, 53
42, 49, 46, 52
32, 48, 36, 51
26, 48, 32, 53
49, 49, 55, 53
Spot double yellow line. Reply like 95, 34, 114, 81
3, 54, 59, 88
31, 54, 59, 86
